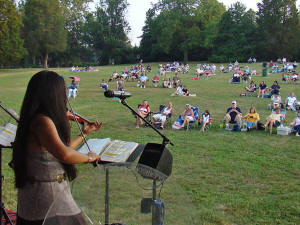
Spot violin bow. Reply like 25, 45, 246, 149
66, 98, 98, 167
0, 101, 19, 123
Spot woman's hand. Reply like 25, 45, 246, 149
87, 151, 101, 163
82, 121, 103, 135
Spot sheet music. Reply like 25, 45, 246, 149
77, 138, 111, 155
0, 123, 17, 147
101, 140, 138, 163
77, 138, 138, 163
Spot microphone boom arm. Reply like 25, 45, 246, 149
120, 99, 174, 146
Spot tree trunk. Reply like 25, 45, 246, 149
183, 49, 188, 64
32, 56, 36, 66
43, 51, 48, 69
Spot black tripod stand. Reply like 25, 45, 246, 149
0, 145, 14, 225
0, 102, 19, 225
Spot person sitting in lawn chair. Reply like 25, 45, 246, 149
147, 64, 152, 72
152, 102, 174, 129
109, 71, 119, 82
231, 73, 241, 83
290, 111, 300, 137
67, 79, 79, 98
285, 93, 298, 111
243, 107, 260, 131
99, 79, 108, 91
199, 110, 212, 132
269, 81, 280, 96
264, 107, 286, 134
245, 81, 257, 92
180, 104, 195, 131
136, 100, 151, 128
270, 94, 283, 109
258, 81, 267, 98
152, 73, 160, 87
225, 100, 242, 130
139, 71, 148, 88
172, 73, 180, 87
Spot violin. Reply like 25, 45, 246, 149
66, 111, 92, 124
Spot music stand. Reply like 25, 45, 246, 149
0, 102, 19, 225
0, 144, 14, 225
99, 144, 144, 225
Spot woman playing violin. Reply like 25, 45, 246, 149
13, 70, 102, 225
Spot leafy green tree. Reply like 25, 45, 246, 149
99, 0, 131, 64
256, 0, 300, 60
23, 0, 67, 68
139, 8, 156, 61
210, 2, 257, 62
82, 0, 131, 65
0, 0, 26, 67
153, 0, 201, 62
59, 0, 93, 65
197, 0, 226, 51
140, 0, 225, 62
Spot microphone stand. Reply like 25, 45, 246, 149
119, 98, 174, 147
119, 98, 173, 225
103, 97, 173, 225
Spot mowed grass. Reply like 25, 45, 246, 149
0, 63, 300, 225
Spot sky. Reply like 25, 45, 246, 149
124, 0, 300, 46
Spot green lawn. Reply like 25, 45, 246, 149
0, 63, 299, 225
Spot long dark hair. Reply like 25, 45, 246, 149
13, 70, 77, 188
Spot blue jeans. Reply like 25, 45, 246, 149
294, 125, 300, 135
247, 122, 255, 128
100, 84, 108, 91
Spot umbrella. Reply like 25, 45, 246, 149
69, 76, 80, 81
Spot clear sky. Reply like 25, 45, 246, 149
125, 0, 300, 46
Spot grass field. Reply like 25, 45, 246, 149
0, 63, 300, 225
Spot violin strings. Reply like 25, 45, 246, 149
66, 98, 92, 153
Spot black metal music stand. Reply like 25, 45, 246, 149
0, 102, 19, 225
110, 98, 173, 225
99, 145, 144, 225
0, 145, 14, 225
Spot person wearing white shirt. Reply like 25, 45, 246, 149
139, 71, 148, 88
290, 111, 300, 136
285, 93, 297, 111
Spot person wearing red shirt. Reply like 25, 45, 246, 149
136, 100, 151, 128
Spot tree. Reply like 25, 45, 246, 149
210, 2, 257, 62
140, 8, 156, 62
153, 0, 201, 62
140, 0, 225, 62
59, 0, 93, 65
82, 0, 131, 65
0, 0, 26, 67
23, 0, 67, 68
99, 0, 131, 64
256, 0, 300, 60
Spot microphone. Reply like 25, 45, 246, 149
104, 90, 131, 99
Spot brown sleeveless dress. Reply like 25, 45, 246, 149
17, 150, 86, 225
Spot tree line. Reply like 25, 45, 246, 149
0, 0, 299, 68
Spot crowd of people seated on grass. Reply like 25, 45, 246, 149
159, 62, 189, 74
195, 64, 216, 78
282, 72, 299, 83
70, 65, 98, 72
130, 97, 299, 136
223, 100, 286, 134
